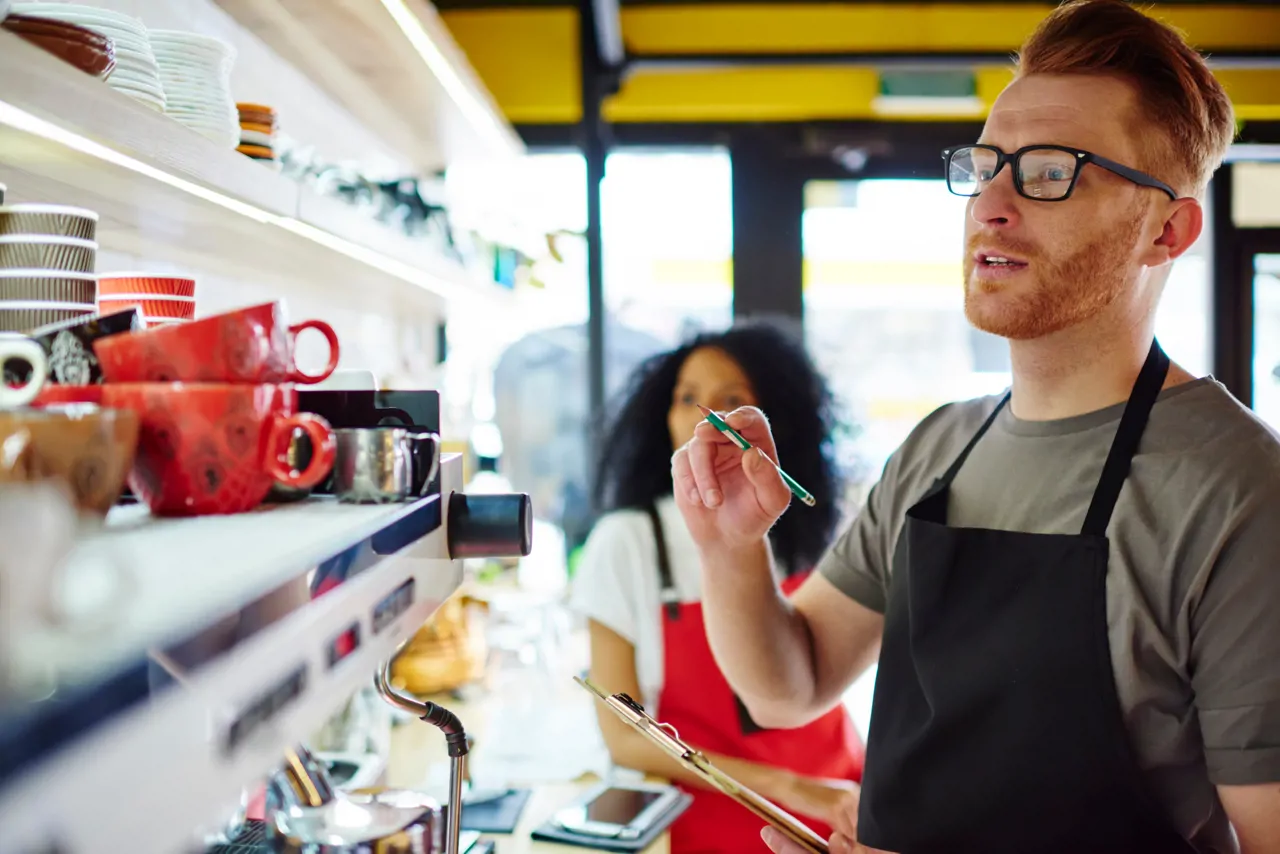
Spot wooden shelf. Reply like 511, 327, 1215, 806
0, 32, 513, 314
0, 456, 467, 854
212, 0, 523, 173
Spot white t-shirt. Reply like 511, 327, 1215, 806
569, 496, 704, 715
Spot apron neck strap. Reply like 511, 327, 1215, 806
646, 503, 681, 620
939, 393, 1010, 487
1080, 338, 1170, 537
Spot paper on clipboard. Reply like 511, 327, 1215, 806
575, 675, 830, 854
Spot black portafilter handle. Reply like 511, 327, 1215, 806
446, 492, 533, 559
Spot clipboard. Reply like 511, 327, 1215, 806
575, 676, 830, 854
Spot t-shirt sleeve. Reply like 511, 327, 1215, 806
569, 512, 646, 646
1189, 485, 1280, 785
817, 450, 903, 614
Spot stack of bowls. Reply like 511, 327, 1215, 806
0, 204, 98, 332
98, 273, 196, 327
150, 30, 237, 149
237, 102, 280, 169
12, 3, 165, 112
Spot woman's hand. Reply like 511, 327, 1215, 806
671, 406, 792, 555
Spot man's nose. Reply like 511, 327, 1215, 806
969, 166, 1022, 228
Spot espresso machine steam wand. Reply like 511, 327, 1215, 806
374, 658, 469, 854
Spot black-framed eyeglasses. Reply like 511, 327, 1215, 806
942, 144, 1177, 202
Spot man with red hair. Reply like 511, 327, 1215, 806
672, 1, 1280, 851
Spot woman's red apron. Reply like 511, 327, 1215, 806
644, 505, 864, 854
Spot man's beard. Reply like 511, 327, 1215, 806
962, 210, 1145, 341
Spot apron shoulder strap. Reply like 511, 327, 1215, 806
938, 393, 1010, 487
1081, 339, 1170, 537
645, 503, 681, 620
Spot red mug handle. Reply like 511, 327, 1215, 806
288, 320, 340, 384
266, 413, 336, 489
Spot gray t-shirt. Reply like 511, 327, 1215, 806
819, 378, 1280, 853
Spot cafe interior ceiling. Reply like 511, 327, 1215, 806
434, 1, 1280, 126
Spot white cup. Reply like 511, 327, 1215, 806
0, 483, 134, 698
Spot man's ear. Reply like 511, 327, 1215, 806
1143, 198, 1203, 266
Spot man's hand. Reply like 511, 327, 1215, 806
671, 406, 792, 555
761, 826, 895, 854
760, 782, 896, 854
776, 775, 859, 836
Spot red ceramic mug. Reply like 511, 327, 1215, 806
101, 383, 336, 516
93, 301, 340, 385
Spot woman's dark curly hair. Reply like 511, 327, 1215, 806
594, 320, 842, 575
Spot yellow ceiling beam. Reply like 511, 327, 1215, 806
440, 6, 1280, 125
619, 3, 1280, 53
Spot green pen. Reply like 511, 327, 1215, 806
697, 404, 817, 507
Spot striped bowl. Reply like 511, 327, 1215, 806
0, 204, 98, 241
99, 296, 194, 320
0, 271, 96, 304
0, 236, 97, 273
0, 301, 95, 332
97, 273, 195, 298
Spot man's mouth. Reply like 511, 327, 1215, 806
973, 250, 1029, 271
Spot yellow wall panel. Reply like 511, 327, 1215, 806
1217, 70, 1280, 121
440, 9, 582, 124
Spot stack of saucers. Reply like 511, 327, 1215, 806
149, 29, 237, 149
12, 3, 165, 112
0, 203, 98, 332
236, 102, 280, 169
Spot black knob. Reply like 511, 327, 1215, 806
447, 492, 533, 559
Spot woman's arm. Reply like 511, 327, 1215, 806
588, 619, 858, 829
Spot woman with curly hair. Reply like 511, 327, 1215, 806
570, 321, 865, 854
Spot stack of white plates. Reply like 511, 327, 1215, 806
12, 3, 166, 112
149, 29, 238, 149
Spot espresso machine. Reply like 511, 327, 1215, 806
214, 388, 531, 854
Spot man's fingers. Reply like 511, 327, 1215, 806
830, 788, 859, 840
829, 832, 857, 854
686, 432, 724, 508
760, 827, 808, 854
671, 445, 700, 508
723, 406, 777, 453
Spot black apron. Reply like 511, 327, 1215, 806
857, 339, 1194, 854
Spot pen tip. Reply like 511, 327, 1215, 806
697, 404, 713, 416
